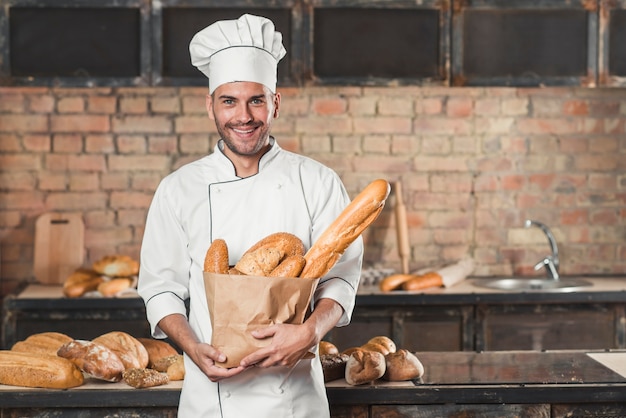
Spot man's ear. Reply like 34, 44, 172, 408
273, 92, 281, 119
206, 94, 215, 120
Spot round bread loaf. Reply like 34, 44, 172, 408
137, 338, 179, 368
345, 349, 386, 386
367, 336, 396, 354
92, 255, 139, 277
57, 339, 125, 382
383, 349, 424, 381
319, 341, 339, 356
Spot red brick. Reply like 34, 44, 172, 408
23, 135, 51, 152
563, 100, 588, 116
575, 155, 618, 171
353, 156, 412, 173
0, 191, 45, 210
57, 97, 85, 113
347, 97, 377, 116
560, 209, 588, 225
46, 192, 107, 210
38, 173, 67, 191
151, 96, 180, 113
112, 115, 171, 133
53, 135, 83, 153
431, 173, 473, 192
180, 135, 211, 154
589, 209, 618, 225
0, 134, 21, 151
414, 118, 472, 135
517, 118, 579, 135
312, 97, 347, 115
101, 172, 130, 190
84, 210, 116, 229
0, 115, 48, 132
0, 154, 41, 170
110, 191, 154, 208
296, 117, 352, 135
414, 156, 471, 172
174, 116, 213, 134
118, 209, 149, 226
51, 115, 110, 133
85, 227, 134, 247
120, 97, 148, 114
0, 211, 22, 228
117, 135, 147, 154
559, 137, 588, 153
181, 95, 207, 114
131, 173, 162, 191
28, 95, 55, 113
88, 96, 118, 113
148, 135, 178, 154
446, 97, 473, 117
85, 135, 115, 153
419, 97, 444, 115
0, 172, 36, 191
69, 172, 99, 191
502, 174, 526, 191
361, 135, 390, 154
108, 155, 171, 171
0, 94, 26, 112
354, 117, 411, 135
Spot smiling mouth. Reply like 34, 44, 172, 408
230, 124, 258, 135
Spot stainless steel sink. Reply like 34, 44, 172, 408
472, 277, 593, 292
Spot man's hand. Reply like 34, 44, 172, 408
239, 322, 316, 369
188, 341, 247, 382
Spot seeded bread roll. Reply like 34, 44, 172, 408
123, 367, 169, 388
0, 350, 84, 389
300, 179, 390, 279
235, 247, 284, 276
203, 239, 230, 274
57, 339, 125, 382
320, 353, 348, 382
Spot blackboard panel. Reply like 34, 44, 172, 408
314, 8, 440, 79
463, 9, 588, 78
161, 8, 291, 80
608, 9, 626, 76
9, 8, 140, 77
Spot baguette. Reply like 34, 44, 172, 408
379, 274, 416, 292
93, 254, 139, 277
300, 179, 391, 279
402, 272, 443, 291
0, 350, 84, 389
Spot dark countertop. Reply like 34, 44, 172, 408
1, 351, 625, 408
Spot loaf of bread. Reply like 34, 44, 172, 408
383, 349, 424, 381
166, 355, 185, 381
93, 331, 149, 369
235, 247, 285, 276
345, 349, 386, 386
367, 336, 396, 354
241, 232, 306, 259
268, 254, 306, 277
402, 272, 443, 291
378, 273, 415, 292
123, 367, 169, 389
92, 255, 139, 277
63, 268, 105, 298
0, 350, 84, 389
319, 341, 339, 356
11, 332, 73, 357
203, 239, 230, 274
151, 354, 181, 373
300, 179, 390, 279
137, 338, 179, 368
97, 277, 134, 297
57, 339, 125, 382
320, 353, 348, 382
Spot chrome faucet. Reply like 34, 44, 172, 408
524, 219, 560, 280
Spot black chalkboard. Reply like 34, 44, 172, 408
313, 8, 440, 79
462, 9, 588, 79
9, 8, 140, 77
608, 9, 626, 76
161, 8, 291, 81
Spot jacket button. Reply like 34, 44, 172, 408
223, 391, 231, 398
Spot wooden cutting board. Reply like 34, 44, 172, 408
33, 213, 85, 285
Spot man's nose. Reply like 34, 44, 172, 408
234, 104, 253, 123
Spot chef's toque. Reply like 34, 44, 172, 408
189, 14, 287, 94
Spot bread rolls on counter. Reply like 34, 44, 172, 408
57, 339, 126, 382
62, 254, 140, 298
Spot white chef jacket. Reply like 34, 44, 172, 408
138, 138, 363, 418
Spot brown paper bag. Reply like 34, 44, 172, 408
204, 272, 320, 368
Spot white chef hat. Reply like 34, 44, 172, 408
189, 14, 287, 94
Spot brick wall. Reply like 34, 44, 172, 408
1, 85, 625, 296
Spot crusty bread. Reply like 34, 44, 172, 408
319, 341, 339, 356
137, 338, 179, 368
152, 354, 180, 373
97, 277, 133, 297
63, 268, 104, 298
93, 331, 149, 369
345, 349, 386, 386
92, 255, 139, 277
203, 239, 230, 274
268, 254, 306, 278
123, 367, 169, 388
166, 355, 185, 381
11, 332, 73, 357
402, 272, 443, 291
378, 273, 415, 292
300, 179, 390, 279
383, 349, 424, 381
367, 336, 396, 354
360, 342, 391, 356
57, 339, 125, 382
241, 232, 305, 259
0, 350, 84, 389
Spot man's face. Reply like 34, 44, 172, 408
207, 81, 280, 157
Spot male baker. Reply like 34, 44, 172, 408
138, 14, 363, 417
